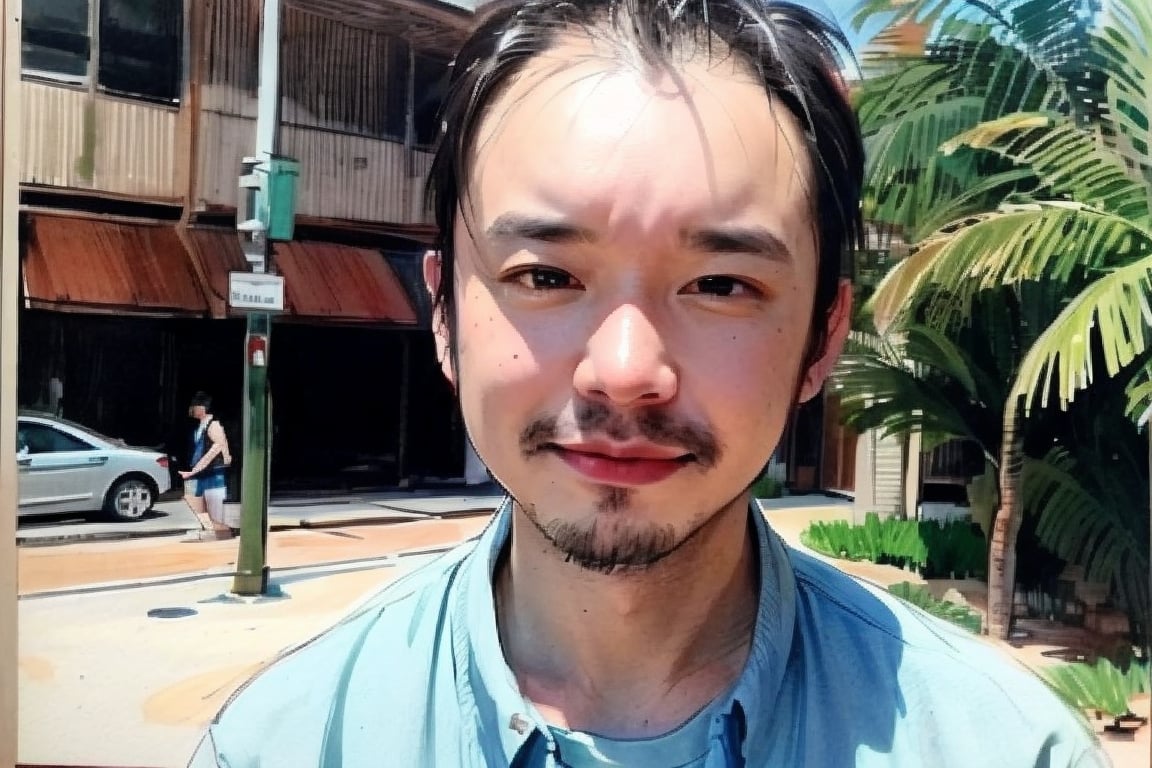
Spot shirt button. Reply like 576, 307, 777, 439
508, 713, 532, 734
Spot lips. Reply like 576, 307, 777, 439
547, 442, 692, 486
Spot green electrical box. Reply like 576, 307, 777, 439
257, 157, 300, 241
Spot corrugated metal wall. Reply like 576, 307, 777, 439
197, 113, 432, 222
21, 82, 179, 199
282, 126, 430, 223
197, 0, 434, 224
201, 0, 260, 118
96, 97, 180, 198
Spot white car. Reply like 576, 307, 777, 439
17, 413, 173, 522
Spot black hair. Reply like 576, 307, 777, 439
426, 0, 863, 370
190, 392, 213, 410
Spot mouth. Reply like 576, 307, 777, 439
543, 442, 695, 486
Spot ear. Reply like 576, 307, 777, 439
423, 250, 456, 387
797, 279, 852, 403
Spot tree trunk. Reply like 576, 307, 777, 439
987, 398, 1024, 640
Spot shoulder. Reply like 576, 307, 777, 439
784, 546, 1104, 765
198, 539, 481, 766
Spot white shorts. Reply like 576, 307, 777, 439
189, 480, 228, 526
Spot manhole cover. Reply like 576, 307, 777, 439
147, 607, 198, 619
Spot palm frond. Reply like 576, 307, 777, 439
1011, 253, 1152, 412
852, 0, 1098, 120
1022, 449, 1148, 602
868, 204, 1152, 330
1123, 359, 1152, 425
943, 113, 1152, 223
831, 327, 995, 456
857, 31, 1062, 230
907, 165, 1038, 240
1094, 0, 1152, 172
866, 239, 945, 332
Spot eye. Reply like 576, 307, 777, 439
683, 276, 758, 298
509, 267, 582, 291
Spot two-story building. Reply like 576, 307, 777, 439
17, 0, 474, 492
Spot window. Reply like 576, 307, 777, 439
18, 423, 94, 454
22, 0, 90, 83
99, 0, 183, 102
412, 54, 449, 148
383, 38, 411, 142
21, 0, 183, 103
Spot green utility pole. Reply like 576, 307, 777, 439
232, 0, 289, 596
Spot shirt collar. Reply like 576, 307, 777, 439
452, 498, 797, 766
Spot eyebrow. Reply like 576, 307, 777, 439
485, 213, 792, 263
684, 226, 793, 263
485, 214, 593, 244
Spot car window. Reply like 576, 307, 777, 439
19, 423, 95, 454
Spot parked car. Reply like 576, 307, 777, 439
16, 412, 172, 522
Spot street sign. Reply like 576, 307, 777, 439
228, 272, 285, 312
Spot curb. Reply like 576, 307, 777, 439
17, 541, 464, 600
16, 527, 194, 547
15, 541, 460, 598
290, 507, 493, 530
17, 508, 497, 547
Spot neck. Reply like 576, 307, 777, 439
495, 494, 758, 738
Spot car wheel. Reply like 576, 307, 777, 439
104, 476, 156, 521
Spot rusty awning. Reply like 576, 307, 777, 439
187, 227, 418, 325
23, 215, 210, 316
183, 227, 250, 319
274, 241, 418, 324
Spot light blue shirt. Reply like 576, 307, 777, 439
190, 501, 1109, 767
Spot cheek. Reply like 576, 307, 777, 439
454, 287, 570, 408
688, 320, 807, 433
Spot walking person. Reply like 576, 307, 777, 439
181, 392, 233, 542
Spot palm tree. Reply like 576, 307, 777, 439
851, 0, 1152, 638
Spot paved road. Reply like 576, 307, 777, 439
17, 499, 201, 546
17, 483, 507, 546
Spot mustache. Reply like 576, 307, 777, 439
519, 400, 721, 468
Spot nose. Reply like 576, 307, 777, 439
573, 304, 678, 408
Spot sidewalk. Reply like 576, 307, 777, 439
18, 514, 494, 595
18, 515, 494, 768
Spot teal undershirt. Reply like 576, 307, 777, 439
548, 693, 726, 768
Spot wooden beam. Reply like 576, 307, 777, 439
284, 0, 471, 54
0, 0, 20, 765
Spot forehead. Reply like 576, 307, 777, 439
465, 35, 815, 247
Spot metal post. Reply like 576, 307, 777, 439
233, 0, 281, 596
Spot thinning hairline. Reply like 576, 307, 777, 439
454, 25, 808, 238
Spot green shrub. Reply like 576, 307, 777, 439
800, 513, 985, 578
800, 519, 858, 560
750, 474, 782, 499
1041, 658, 1149, 718
887, 582, 983, 634
918, 519, 987, 579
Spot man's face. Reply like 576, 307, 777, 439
436, 39, 848, 572
190, 404, 206, 420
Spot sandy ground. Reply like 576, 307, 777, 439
765, 504, 1150, 768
